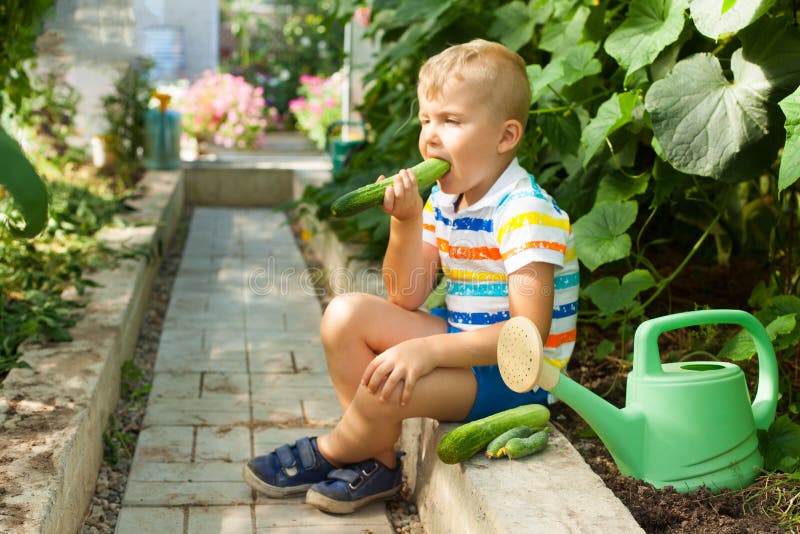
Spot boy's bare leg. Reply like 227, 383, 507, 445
320, 292, 448, 413
317, 366, 477, 468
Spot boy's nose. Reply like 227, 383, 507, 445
421, 126, 441, 148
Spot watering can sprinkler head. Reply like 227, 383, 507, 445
497, 310, 779, 494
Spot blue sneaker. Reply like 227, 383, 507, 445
243, 437, 335, 497
305, 452, 405, 514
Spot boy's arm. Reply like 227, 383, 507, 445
381, 169, 440, 310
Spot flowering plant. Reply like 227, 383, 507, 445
288, 72, 343, 150
179, 71, 268, 149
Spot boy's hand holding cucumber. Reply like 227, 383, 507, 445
330, 158, 450, 218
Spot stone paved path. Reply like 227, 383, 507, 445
116, 207, 393, 533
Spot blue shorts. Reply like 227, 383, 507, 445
429, 308, 552, 422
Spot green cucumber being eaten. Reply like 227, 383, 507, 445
330, 158, 450, 218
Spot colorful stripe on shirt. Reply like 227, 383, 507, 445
497, 212, 570, 243
448, 310, 510, 326
434, 207, 493, 232
448, 281, 508, 297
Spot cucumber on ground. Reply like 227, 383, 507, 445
485, 425, 537, 459
499, 427, 551, 459
330, 158, 450, 218
436, 404, 550, 465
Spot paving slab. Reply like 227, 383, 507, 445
119, 207, 395, 533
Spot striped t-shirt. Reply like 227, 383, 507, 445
422, 158, 579, 368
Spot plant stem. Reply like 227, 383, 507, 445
529, 92, 609, 116
786, 184, 795, 294
631, 210, 723, 316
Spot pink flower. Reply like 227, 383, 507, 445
179, 71, 268, 148
289, 98, 306, 111
354, 6, 371, 28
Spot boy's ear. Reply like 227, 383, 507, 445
497, 119, 524, 154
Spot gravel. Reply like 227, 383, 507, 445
81, 207, 425, 533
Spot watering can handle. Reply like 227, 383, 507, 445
633, 309, 778, 430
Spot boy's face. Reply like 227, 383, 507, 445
417, 77, 511, 206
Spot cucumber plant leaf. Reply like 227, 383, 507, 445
539, 5, 591, 57
755, 295, 800, 351
689, 0, 774, 40
596, 172, 651, 204
581, 91, 640, 167
573, 200, 637, 270
528, 42, 602, 105
604, 0, 688, 85
778, 86, 800, 191
537, 111, 581, 156
582, 269, 656, 315
488, 1, 536, 52
645, 51, 784, 182
718, 313, 796, 360
761, 415, 800, 473
0, 126, 49, 238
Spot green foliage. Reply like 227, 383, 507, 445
760, 415, 800, 473
0, 126, 49, 238
100, 58, 154, 188
779, 87, 800, 191
2, 70, 85, 179
0, 0, 56, 114
220, 0, 344, 118
689, 0, 776, 40
317, 0, 800, 320
582, 269, 655, 316
1, 179, 131, 373
573, 200, 637, 270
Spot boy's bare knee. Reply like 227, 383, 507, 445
320, 293, 371, 347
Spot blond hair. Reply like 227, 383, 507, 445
418, 39, 531, 129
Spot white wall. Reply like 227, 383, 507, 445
133, 0, 219, 80
43, 0, 138, 141
40, 0, 219, 142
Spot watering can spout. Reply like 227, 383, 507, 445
551, 374, 645, 476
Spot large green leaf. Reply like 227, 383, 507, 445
540, 5, 591, 57
778, 86, 800, 191
581, 91, 640, 167
596, 172, 651, 203
689, 0, 774, 40
604, 0, 688, 83
583, 269, 656, 314
573, 200, 638, 270
490, 0, 555, 41
537, 111, 581, 156
488, 1, 535, 52
645, 52, 779, 181
0, 126, 49, 238
737, 18, 800, 99
528, 42, 602, 105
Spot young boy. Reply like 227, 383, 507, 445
243, 39, 579, 514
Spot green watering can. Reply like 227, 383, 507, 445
497, 309, 779, 493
